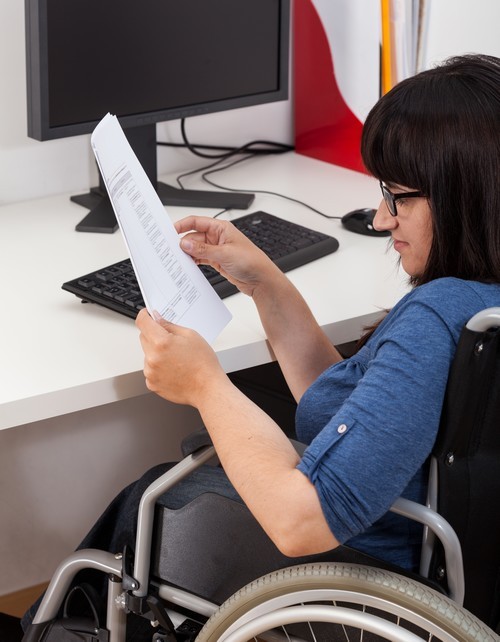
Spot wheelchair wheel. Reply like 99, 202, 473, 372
196, 563, 496, 642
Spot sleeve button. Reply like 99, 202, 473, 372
337, 424, 347, 434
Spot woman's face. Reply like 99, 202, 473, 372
373, 183, 433, 278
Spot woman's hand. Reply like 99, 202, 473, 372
136, 309, 226, 407
175, 215, 281, 297
174, 216, 341, 402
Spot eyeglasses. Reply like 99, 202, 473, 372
379, 181, 423, 217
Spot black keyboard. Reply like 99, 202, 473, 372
62, 211, 339, 319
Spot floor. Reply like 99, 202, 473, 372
0, 612, 23, 640
0, 583, 47, 641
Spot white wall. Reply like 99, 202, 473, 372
0, 396, 202, 596
1, 0, 500, 207
423, 0, 500, 69
0, 0, 292, 597
0, 1, 292, 206
0, 0, 499, 599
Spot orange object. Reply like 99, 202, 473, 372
380, 0, 393, 94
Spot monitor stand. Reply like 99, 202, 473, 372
71, 181, 255, 233
71, 123, 255, 234
71, 187, 119, 233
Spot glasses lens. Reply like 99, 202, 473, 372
380, 183, 397, 216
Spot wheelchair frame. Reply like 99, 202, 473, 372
23, 308, 500, 642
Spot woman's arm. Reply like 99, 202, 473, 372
175, 215, 342, 401
136, 310, 339, 557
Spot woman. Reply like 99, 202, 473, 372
22, 53, 500, 633
134, 53, 500, 569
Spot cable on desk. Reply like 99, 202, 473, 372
174, 152, 255, 190
157, 118, 341, 221
201, 155, 342, 221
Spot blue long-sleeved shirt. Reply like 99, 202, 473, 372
296, 277, 500, 569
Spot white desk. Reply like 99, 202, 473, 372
0, 152, 411, 594
0, 152, 409, 432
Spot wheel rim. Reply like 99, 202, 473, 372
216, 589, 466, 642
196, 564, 494, 642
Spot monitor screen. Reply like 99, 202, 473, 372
26, 0, 289, 140
25, 0, 290, 231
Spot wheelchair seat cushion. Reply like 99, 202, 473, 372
151, 492, 443, 605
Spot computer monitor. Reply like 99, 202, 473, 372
25, 0, 290, 232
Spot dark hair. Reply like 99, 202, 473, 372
361, 54, 500, 287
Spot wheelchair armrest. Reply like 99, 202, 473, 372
181, 427, 214, 457
135, 433, 306, 599
133, 444, 217, 597
137, 435, 464, 606
390, 497, 465, 605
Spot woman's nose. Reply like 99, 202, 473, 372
373, 200, 397, 232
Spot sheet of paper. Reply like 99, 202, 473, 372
90, 113, 232, 344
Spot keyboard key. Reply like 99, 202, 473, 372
77, 278, 95, 289
103, 286, 128, 299
125, 295, 143, 308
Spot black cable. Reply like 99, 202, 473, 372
174, 134, 289, 189
175, 151, 255, 190
157, 118, 293, 160
200, 156, 342, 221
180, 118, 293, 159
161, 118, 338, 220
179, 119, 232, 159
213, 209, 229, 219
157, 140, 240, 154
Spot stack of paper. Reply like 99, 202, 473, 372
90, 113, 232, 344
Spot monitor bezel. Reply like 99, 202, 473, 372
25, 0, 290, 142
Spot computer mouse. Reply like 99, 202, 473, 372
341, 208, 391, 237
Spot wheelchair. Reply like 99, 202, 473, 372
22, 307, 500, 642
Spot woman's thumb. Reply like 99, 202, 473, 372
152, 310, 174, 329
180, 237, 197, 255
180, 237, 214, 261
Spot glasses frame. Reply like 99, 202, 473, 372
379, 181, 423, 217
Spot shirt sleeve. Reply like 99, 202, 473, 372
297, 297, 457, 543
